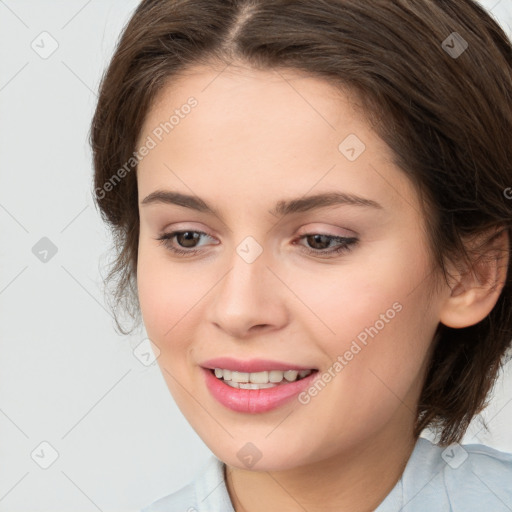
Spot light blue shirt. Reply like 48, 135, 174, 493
142, 437, 512, 511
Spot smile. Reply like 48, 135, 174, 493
202, 367, 319, 413
213, 368, 314, 388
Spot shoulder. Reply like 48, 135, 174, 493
141, 481, 196, 512
442, 440, 512, 498
398, 437, 512, 511
414, 436, 512, 479
141, 455, 234, 512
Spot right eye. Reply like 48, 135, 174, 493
155, 230, 217, 256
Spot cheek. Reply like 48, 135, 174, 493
137, 244, 196, 344
137, 248, 202, 405
298, 244, 435, 408
328, 302, 435, 437
287, 249, 420, 354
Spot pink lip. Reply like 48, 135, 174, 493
200, 357, 317, 373
202, 367, 319, 413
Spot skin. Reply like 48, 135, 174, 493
135, 63, 509, 512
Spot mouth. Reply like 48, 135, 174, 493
200, 361, 320, 413
208, 367, 318, 389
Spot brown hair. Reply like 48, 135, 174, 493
90, 0, 512, 445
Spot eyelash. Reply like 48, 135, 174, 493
155, 230, 358, 258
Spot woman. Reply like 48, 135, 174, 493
91, 1, 512, 510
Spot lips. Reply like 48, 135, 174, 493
200, 356, 317, 373
200, 358, 320, 413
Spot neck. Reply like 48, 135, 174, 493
225, 420, 418, 512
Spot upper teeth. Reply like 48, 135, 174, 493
213, 368, 312, 384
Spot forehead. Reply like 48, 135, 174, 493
136, 63, 419, 219
149, 62, 354, 108
142, 63, 365, 140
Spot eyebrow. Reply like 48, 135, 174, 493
140, 190, 383, 217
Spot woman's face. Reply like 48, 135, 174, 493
136, 64, 447, 470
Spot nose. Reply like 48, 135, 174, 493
207, 242, 289, 339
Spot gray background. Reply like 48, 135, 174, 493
0, 1, 511, 510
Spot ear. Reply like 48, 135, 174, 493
439, 227, 510, 329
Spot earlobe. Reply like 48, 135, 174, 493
439, 228, 510, 329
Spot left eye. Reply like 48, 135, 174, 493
155, 230, 358, 258
294, 233, 359, 257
